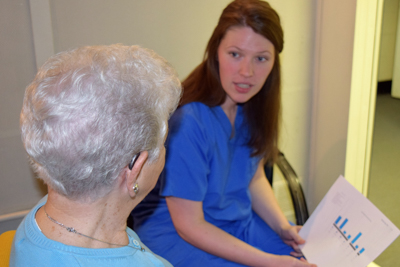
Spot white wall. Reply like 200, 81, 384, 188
270, 1, 315, 189
0, 0, 357, 232
48, 0, 231, 80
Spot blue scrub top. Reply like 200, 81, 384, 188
141, 102, 261, 232
132, 102, 294, 266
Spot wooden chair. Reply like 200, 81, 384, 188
0, 230, 16, 267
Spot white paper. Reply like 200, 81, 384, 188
299, 175, 399, 267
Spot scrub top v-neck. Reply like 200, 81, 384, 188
159, 102, 260, 231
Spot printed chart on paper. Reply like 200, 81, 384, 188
299, 175, 399, 267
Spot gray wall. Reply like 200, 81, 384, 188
0, 0, 47, 222
308, 0, 356, 210
378, 0, 399, 82
0, 0, 357, 233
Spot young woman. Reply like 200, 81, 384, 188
132, 1, 316, 266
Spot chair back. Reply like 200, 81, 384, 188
0, 230, 16, 267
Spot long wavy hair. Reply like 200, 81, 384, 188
181, 0, 284, 163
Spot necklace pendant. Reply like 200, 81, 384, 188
66, 227, 76, 233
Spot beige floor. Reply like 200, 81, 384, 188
368, 93, 400, 266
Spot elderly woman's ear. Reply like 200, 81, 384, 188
126, 151, 149, 198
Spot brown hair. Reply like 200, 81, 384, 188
181, 0, 284, 163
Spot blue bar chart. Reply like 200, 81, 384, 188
333, 216, 365, 255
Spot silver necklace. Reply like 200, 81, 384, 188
43, 206, 145, 251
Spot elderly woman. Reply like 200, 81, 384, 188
11, 44, 182, 266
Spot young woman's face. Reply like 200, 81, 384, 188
217, 26, 275, 108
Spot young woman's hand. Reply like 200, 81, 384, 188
269, 255, 317, 267
279, 225, 305, 257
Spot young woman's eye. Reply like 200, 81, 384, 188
257, 56, 268, 62
229, 52, 239, 58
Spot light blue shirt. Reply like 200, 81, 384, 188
11, 196, 172, 267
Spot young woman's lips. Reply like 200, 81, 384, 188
234, 83, 252, 93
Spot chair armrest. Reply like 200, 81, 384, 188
275, 152, 309, 225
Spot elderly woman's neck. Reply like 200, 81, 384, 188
48, 188, 127, 220
37, 188, 131, 248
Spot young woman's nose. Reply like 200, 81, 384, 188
239, 58, 254, 77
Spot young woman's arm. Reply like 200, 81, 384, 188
249, 161, 305, 256
166, 196, 316, 267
